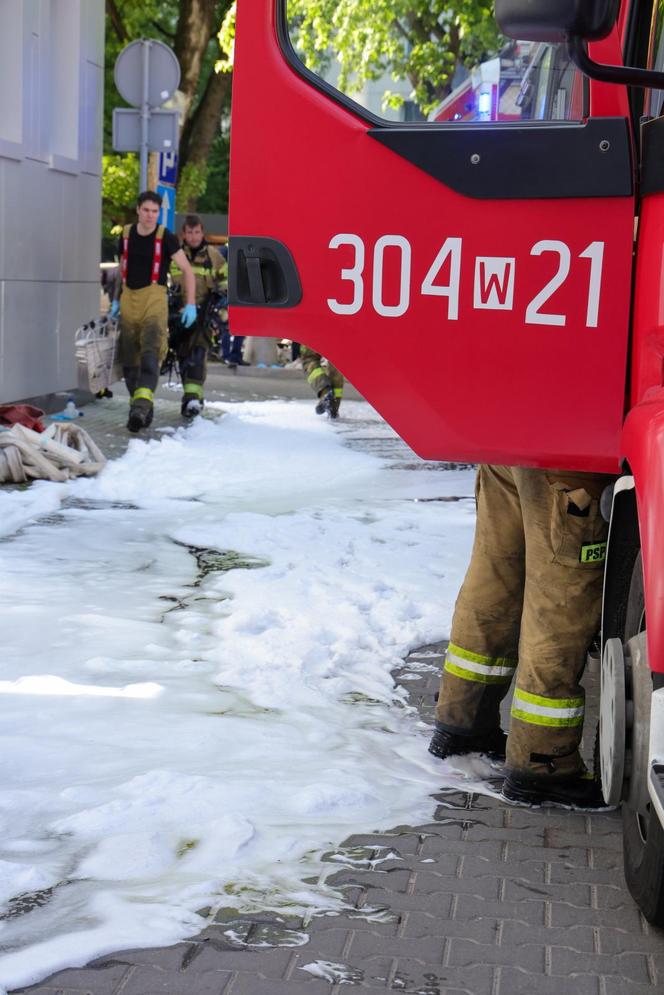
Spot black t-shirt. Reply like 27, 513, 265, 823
118, 225, 181, 289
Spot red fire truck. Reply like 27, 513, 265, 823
433, 40, 585, 123
228, 0, 664, 923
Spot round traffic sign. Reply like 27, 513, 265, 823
114, 39, 181, 109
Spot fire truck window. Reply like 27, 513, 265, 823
284, 2, 585, 124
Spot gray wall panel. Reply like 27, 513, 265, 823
0, 157, 64, 283
62, 173, 102, 283
0, 280, 98, 402
0, 0, 103, 403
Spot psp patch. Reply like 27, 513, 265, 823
579, 542, 607, 564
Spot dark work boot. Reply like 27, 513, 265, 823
181, 393, 203, 419
315, 387, 334, 416
501, 770, 611, 810
127, 399, 153, 433
428, 722, 506, 761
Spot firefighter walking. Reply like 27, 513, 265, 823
111, 191, 196, 433
300, 346, 344, 418
171, 215, 227, 417
430, 464, 614, 809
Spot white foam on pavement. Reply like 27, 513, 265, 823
0, 400, 484, 992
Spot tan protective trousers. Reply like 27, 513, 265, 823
435, 464, 613, 778
301, 346, 344, 404
118, 284, 169, 400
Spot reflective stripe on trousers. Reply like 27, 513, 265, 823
444, 642, 516, 685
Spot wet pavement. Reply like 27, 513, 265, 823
10, 363, 664, 994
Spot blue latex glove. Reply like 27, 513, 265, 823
180, 303, 197, 328
110, 299, 120, 319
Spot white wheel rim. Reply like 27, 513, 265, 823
600, 636, 626, 805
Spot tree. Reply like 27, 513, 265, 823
287, 0, 502, 116
104, 0, 233, 228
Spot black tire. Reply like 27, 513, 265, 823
620, 552, 664, 925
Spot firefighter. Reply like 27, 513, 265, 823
171, 215, 228, 416
300, 346, 344, 418
429, 464, 614, 809
111, 191, 196, 433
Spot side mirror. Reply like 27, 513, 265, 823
495, 0, 620, 43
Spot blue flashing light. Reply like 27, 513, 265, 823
478, 91, 492, 116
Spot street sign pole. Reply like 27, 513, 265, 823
140, 41, 151, 191
113, 38, 181, 197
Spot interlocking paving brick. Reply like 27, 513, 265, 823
499, 919, 596, 953
453, 893, 547, 925
603, 980, 661, 995
226, 979, 334, 995
447, 936, 546, 972
400, 910, 498, 943
93, 945, 196, 970
599, 926, 664, 956
119, 966, 233, 994
361, 887, 456, 917
389, 959, 494, 994
419, 837, 503, 861
549, 948, 652, 983
15, 963, 129, 992
548, 900, 645, 931
503, 878, 593, 907
185, 943, 293, 976
497, 966, 600, 995
348, 930, 445, 963
326, 868, 412, 892
304, 912, 399, 936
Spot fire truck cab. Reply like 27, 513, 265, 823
228, 0, 664, 923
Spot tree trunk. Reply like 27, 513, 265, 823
179, 68, 231, 209
173, 0, 219, 122
106, 0, 127, 41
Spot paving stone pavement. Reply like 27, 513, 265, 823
9, 370, 664, 994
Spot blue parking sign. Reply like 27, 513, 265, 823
156, 182, 175, 232
158, 151, 178, 185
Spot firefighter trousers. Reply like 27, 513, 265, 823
119, 284, 168, 408
177, 318, 213, 401
435, 464, 613, 778
301, 346, 344, 410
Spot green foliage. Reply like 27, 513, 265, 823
216, 1, 236, 72
105, 1, 230, 213
197, 131, 230, 213
288, 0, 502, 115
101, 153, 140, 234
176, 160, 209, 211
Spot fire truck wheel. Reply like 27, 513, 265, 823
620, 553, 664, 925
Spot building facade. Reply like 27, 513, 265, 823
0, 0, 103, 403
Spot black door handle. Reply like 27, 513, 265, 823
228, 236, 302, 308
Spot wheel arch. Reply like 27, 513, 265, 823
602, 471, 640, 652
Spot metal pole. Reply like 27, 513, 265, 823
139, 40, 151, 192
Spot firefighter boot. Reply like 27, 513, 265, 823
181, 393, 203, 419
127, 397, 154, 433
501, 770, 610, 810
315, 387, 335, 416
428, 722, 507, 761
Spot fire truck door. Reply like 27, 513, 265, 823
228, 0, 635, 472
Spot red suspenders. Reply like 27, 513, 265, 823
121, 225, 165, 286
